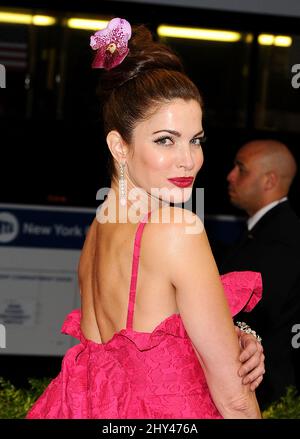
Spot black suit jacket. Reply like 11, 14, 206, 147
220, 200, 300, 408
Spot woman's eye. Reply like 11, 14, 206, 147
154, 136, 173, 146
192, 136, 207, 146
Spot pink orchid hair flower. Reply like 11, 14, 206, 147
90, 17, 132, 70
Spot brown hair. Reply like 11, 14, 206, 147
96, 24, 203, 179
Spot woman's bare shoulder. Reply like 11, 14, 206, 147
145, 207, 206, 264
149, 206, 204, 235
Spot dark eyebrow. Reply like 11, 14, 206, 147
235, 159, 246, 168
152, 129, 204, 137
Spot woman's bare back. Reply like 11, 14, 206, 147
78, 210, 179, 344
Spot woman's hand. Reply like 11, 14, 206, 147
235, 326, 265, 391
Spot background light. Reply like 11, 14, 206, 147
66, 18, 108, 30
0, 12, 31, 24
157, 25, 241, 42
32, 15, 56, 26
0, 11, 56, 26
258, 34, 292, 47
274, 36, 292, 47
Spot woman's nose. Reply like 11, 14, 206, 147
178, 146, 194, 170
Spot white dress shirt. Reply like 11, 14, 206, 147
247, 197, 288, 231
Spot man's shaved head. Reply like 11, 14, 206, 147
227, 139, 297, 216
241, 140, 297, 194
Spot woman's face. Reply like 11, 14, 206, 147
126, 98, 205, 204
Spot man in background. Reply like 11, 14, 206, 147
220, 139, 300, 409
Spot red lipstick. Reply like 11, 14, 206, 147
167, 177, 194, 188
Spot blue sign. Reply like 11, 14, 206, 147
0, 204, 95, 250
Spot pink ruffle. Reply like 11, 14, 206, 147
221, 271, 262, 317
27, 271, 262, 419
61, 271, 262, 347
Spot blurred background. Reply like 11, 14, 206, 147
0, 0, 299, 388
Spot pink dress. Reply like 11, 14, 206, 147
26, 212, 262, 419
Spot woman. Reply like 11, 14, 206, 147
27, 18, 263, 419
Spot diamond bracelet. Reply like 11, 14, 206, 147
236, 321, 262, 343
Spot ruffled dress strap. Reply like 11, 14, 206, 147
220, 271, 262, 317
61, 309, 82, 340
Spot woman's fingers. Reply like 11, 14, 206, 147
239, 333, 263, 363
250, 375, 264, 392
238, 332, 265, 387
241, 359, 265, 384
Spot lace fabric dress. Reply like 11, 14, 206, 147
26, 211, 262, 419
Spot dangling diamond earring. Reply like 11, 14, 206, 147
119, 162, 127, 206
